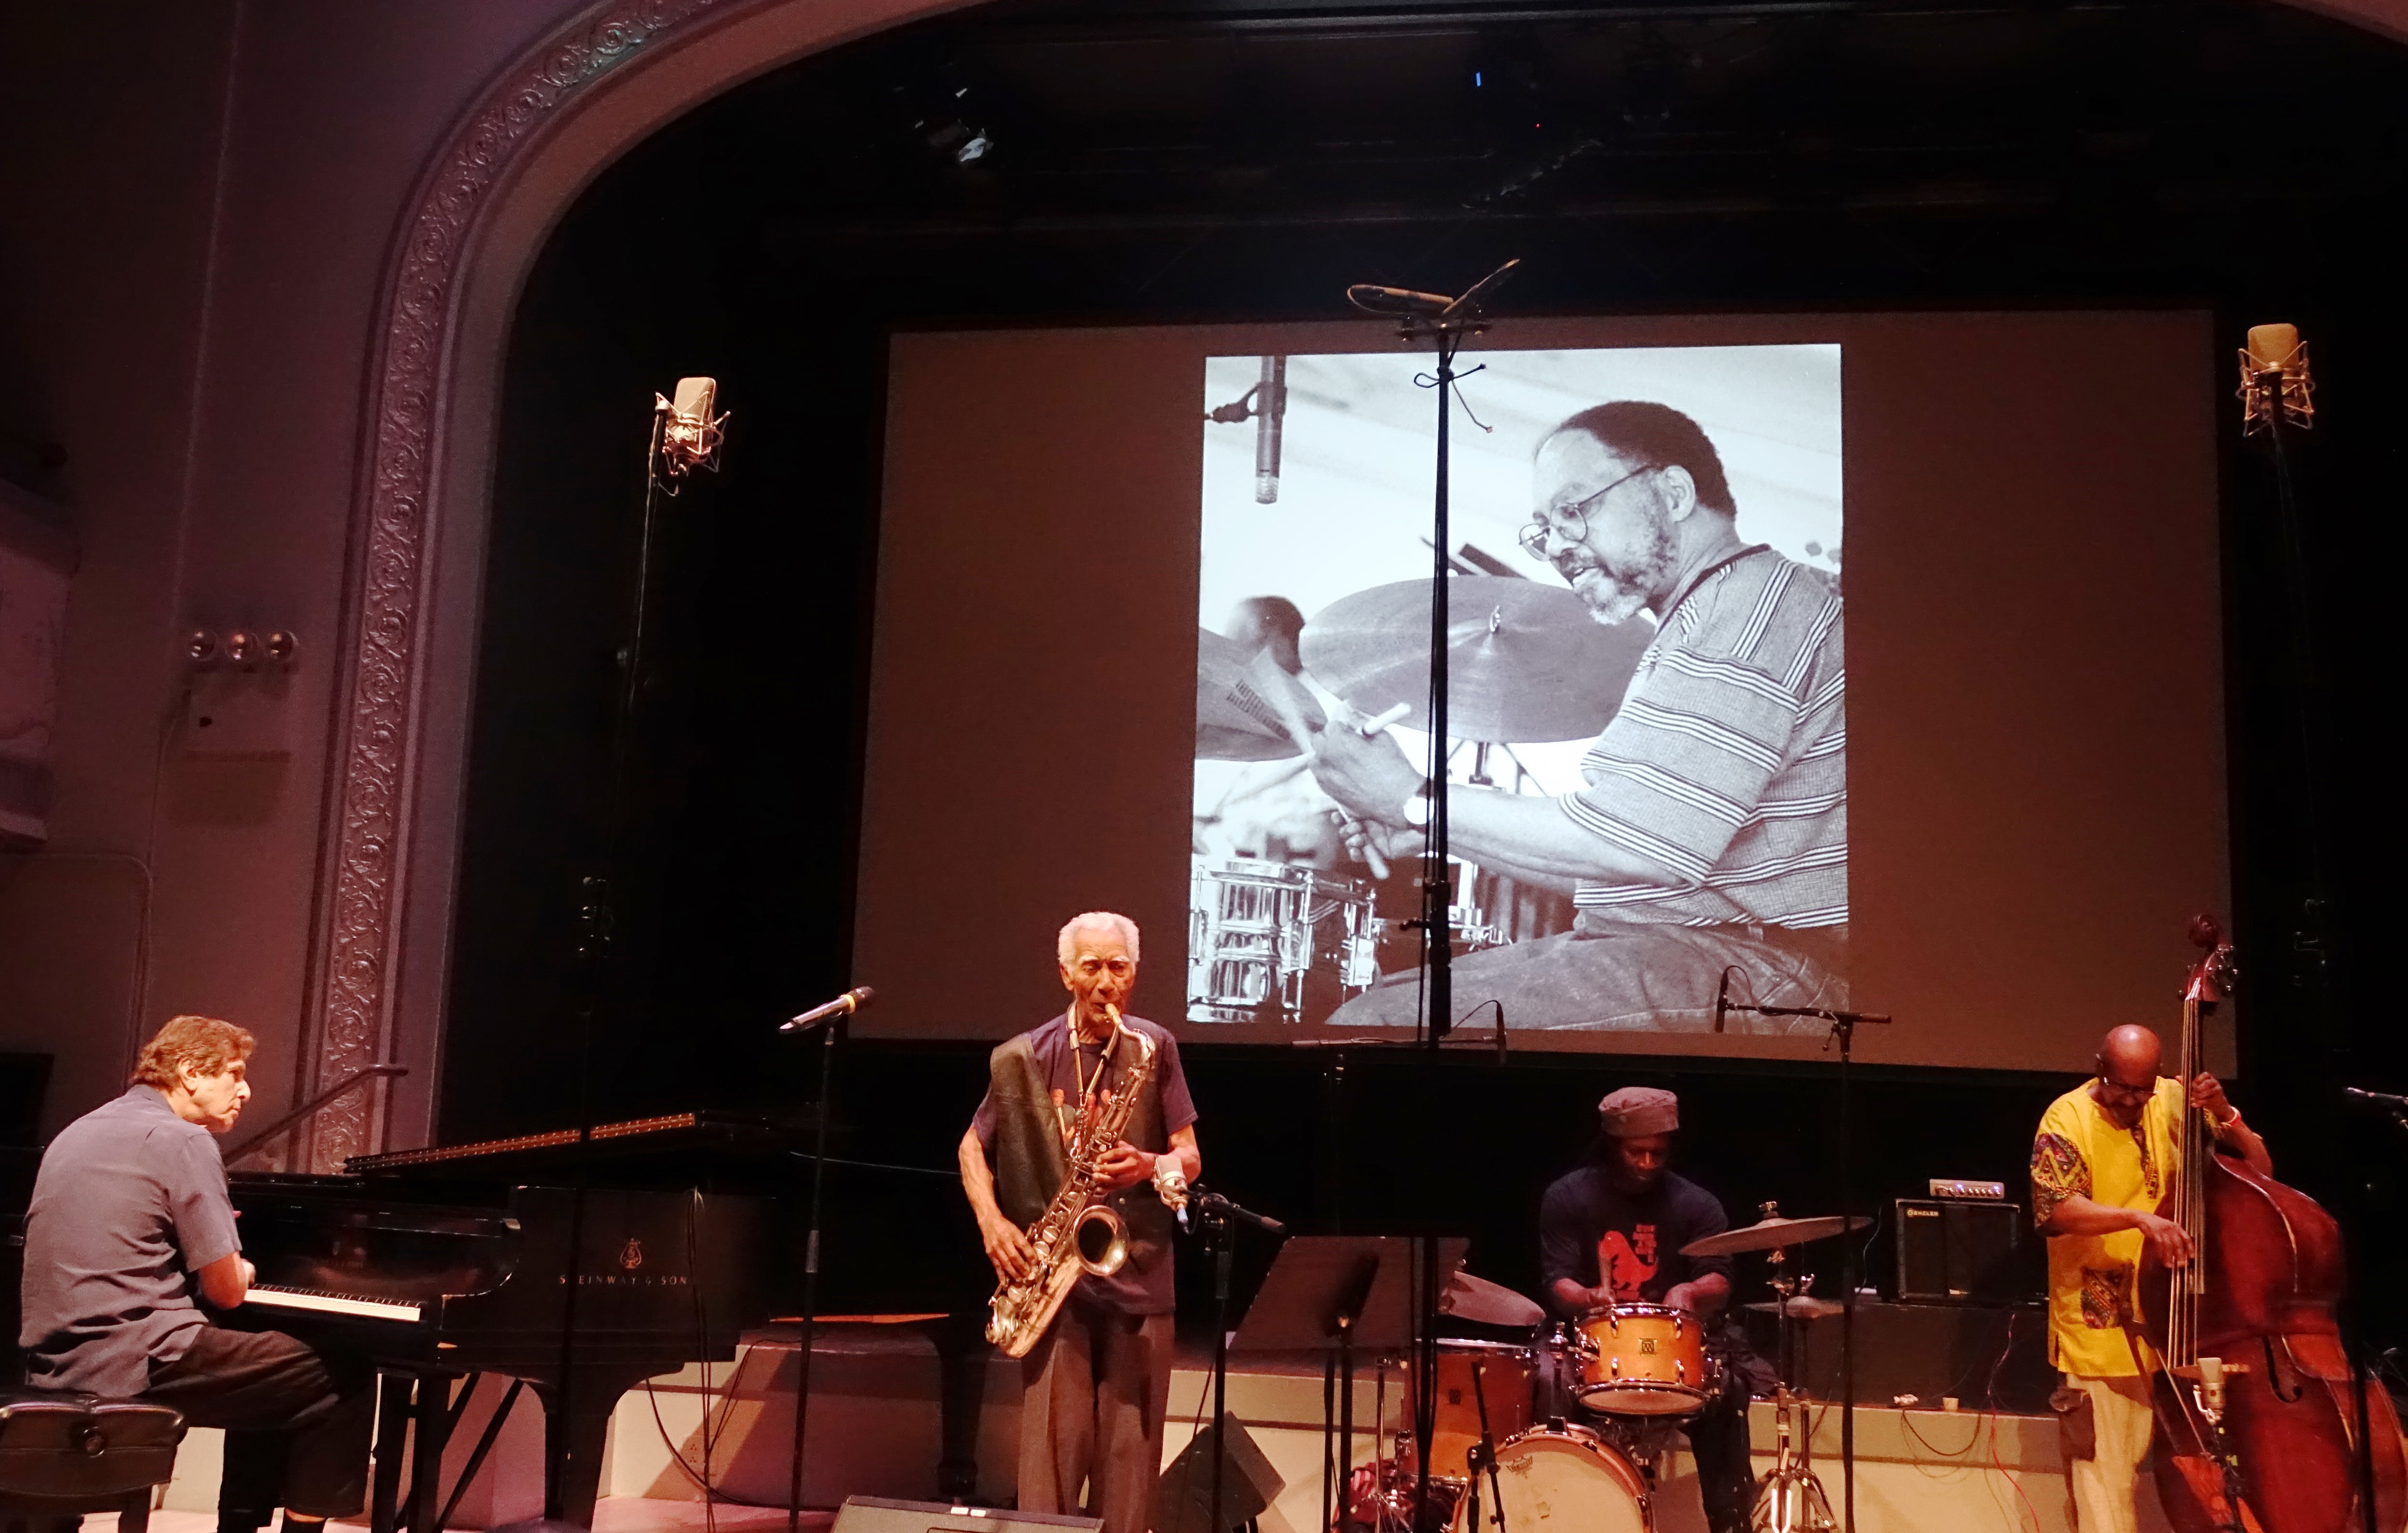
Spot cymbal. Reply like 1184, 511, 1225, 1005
1679, 1214, 1872, 1259
1300, 577, 1651, 745
1441, 1270, 1546, 1329
1196, 627, 1323, 761
1743, 1296, 1846, 1321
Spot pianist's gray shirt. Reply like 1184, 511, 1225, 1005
18, 1085, 243, 1396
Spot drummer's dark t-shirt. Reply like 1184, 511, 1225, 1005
1538, 1164, 1734, 1315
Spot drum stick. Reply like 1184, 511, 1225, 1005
1351, 702, 1414, 736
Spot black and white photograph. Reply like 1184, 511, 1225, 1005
1190, 344, 1847, 1032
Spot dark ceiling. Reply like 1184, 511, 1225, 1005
636, 0, 2408, 315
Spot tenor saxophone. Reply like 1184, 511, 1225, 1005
985, 1005, 1178, 1358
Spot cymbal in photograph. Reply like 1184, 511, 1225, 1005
1299, 577, 1649, 744
1441, 1270, 1546, 1329
1196, 626, 1320, 761
1679, 1213, 1872, 1259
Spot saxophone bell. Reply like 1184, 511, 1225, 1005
1074, 1204, 1129, 1277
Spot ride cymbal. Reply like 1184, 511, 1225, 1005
1299, 577, 1649, 745
1679, 1214, 1871, 1259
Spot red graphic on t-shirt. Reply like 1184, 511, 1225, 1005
1598, 1226, 1659, 1299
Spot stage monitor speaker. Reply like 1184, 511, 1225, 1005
831, 1498, 1101, 1533
1893, 1197, 2027, 1303
1156, 1416, 1284, 1533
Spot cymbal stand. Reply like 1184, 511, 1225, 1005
1721, 1001, 1890, 1532
1751, 1234, 1835, 1533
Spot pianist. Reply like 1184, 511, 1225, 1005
17, 1015, 374, 1533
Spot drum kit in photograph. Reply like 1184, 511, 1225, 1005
1341, 1205, 1867, 1533
1190, 577, 1651, 1024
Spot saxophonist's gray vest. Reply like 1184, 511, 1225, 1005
987, 1020, 1172, 1278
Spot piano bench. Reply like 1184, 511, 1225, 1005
0, 1389, 186, 1533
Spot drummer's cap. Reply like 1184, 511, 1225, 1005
1597, 1087, 1679, 1138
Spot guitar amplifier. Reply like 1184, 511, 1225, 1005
1892, 1197, 2028, 1303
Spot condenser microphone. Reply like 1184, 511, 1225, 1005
1712, 967, 1730, 1033
783, 986, 874, 1032
655, 375, 728, 478
1255, 355, 1287, 504
2343, 1086, 2408, 1110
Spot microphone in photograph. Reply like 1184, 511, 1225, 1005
1713, 966, 1731, 1033
1254, 355, 1287, 504
783, 986, 875, 1032
2343, 1086, 2408, 1110
655, 374, 729, 479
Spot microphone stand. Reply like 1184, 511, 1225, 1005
1722, 1001, 1892, 1533
1344, 259, 1518, 1533
781, 1009, 842, 1533
1190, 1189, 1286, 1533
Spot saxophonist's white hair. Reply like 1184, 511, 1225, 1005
1057, 911, 1142, 965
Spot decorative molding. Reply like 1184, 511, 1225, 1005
305, 0, 759, 1170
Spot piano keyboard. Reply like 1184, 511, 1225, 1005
247, 1285, 426, 1323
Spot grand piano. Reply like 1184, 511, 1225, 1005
228, 1112, 787, 1533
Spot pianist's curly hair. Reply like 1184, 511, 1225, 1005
131, 1015, 257, 1089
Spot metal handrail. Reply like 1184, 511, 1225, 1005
223, 1062, 407, 1165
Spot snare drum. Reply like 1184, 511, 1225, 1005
1420, 1340, 1535, 1481
1188, 857, 1374, 1023
1447, 1426, 1648, 1533
1574, 1303, 1713, 1416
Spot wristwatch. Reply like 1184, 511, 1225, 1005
1400, 784, 1433, 829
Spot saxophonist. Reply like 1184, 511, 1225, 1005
960, 912, 1202, 1533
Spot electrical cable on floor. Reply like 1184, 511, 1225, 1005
1979, 1311, 2042, 1533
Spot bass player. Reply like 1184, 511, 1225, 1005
2030, 1023, 2269, 1533
959, 911, 1203, 1533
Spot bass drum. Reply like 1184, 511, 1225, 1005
1447, 1426, 1649, 1533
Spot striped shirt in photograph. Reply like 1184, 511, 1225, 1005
1558, 544, 1845, 930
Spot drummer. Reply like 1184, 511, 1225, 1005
1539, 1087, 1757, 1533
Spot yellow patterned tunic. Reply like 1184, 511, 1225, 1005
2029, 1076, 2184, 1376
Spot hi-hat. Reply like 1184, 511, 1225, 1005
1440, 1270, 1546, 1329
1299, 577, 1649, 745
1680, 1214, 1871, 1259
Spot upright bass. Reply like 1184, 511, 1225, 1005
2138, 917, 2406, 1533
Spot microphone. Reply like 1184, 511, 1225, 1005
1254, 355, 1286, 505
1713, 967, 1730, 1033
1346, 284, 1455, 316
782, 986, 874, 1032
2343, 1086, 2408, 1109
1191, 1186, 1285, 1236
655, 375, 728, 478
2239, 323, 2313, 435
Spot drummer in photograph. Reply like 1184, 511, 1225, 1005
1540, 1087, 1757, 1533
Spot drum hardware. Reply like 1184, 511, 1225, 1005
1749, 1224, 1838, 1533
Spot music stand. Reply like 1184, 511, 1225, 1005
1233, 1235, 1467, 1533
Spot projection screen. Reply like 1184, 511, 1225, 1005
854, 311, 2229, 1072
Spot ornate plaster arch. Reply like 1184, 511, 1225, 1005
301, 0, 976, 1169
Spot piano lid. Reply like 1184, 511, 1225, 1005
344, 1109, 811, 1186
